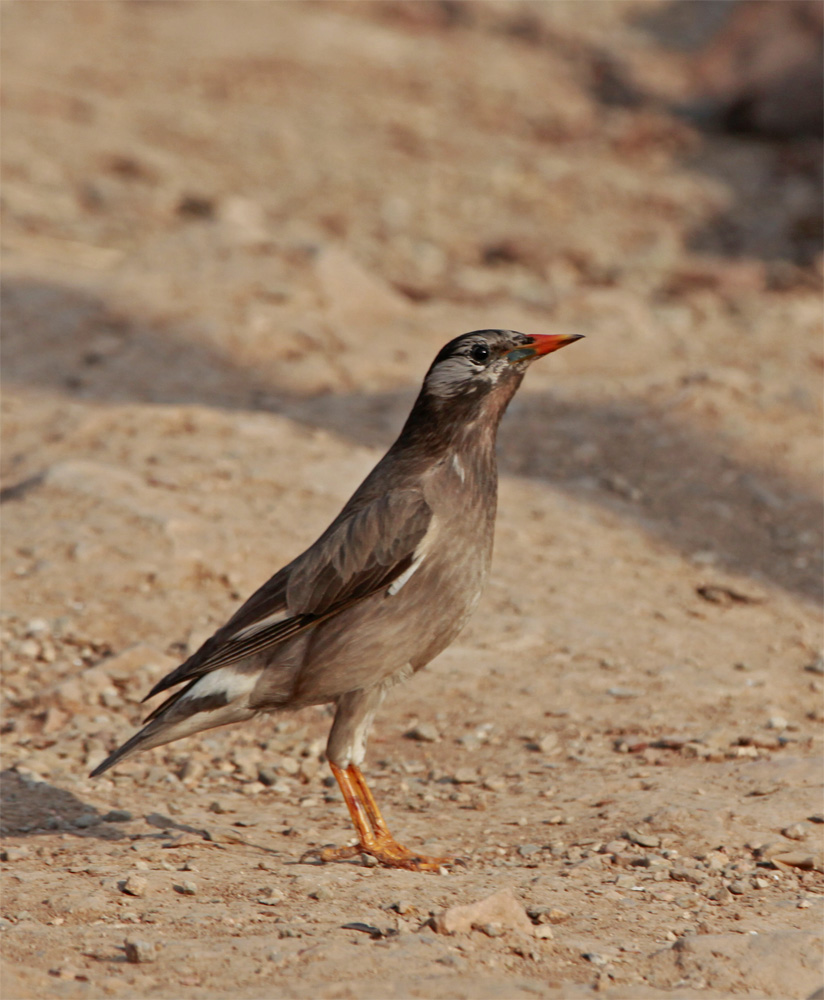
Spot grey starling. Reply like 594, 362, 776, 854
91, 329, 583, 870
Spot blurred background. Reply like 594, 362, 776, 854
3, 0, 821, 601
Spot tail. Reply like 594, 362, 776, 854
90, 666, 260, 777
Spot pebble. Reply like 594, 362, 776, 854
482, 777, 506, 792
782, 823, 809, 841
257, 888, 285, 906
803, 656, 824, 675
518, 844, 543, 858
1, 845, 30, 861
709, 886, 732, 902
728, 881, 747, 895
174, 881, 197, 895
121, 875, 148, 897
309, 885, 333, 901
433, 888, 535, 937
625, 830, 660, 849
453, 767, 477, 784
767, 716, 788, 730
73, 813, 101, 828
124, 939, 157, 963
405, 723, 439, 743
103, 809, 133, 823
670, 868, 706, 885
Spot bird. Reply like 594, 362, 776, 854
91, 329, 583, 871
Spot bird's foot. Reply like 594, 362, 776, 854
302, 836, 464, 872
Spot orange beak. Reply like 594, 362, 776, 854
506, 333, 584, 363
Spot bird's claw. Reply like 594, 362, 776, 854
301, 838, 465, 873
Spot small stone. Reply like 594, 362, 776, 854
256, 767, 278, 787
803, 656, 824, 675
453, 767, 477, 784
752, 877, 771, 889
782, 823, 809, 841
809, 814, 824, 824
670, 868, 706, 885
124, 939, 157, 963
604, 840, 626, 855
727, 880, 747, 895
767, 716, 788, 730
121, 875, 148, 897
309, 885, 333, 901
518, 844, 543, 858
583, 952, 609, 966
174, 881, 197, 895
478, 922, 504, 937
1, 845, 30, 862
103, 809, 133, 823
482, 777, 505, 792
625, 830, 660, 849
709, 886, 732, 902
614, 874, 637, 889
278, 756, 301, 776
433, 888, 534, 936
73, 813, 101, 829
405, 723, 439, 743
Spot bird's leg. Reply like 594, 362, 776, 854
309, 762, 459, 872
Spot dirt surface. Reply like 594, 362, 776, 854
2, 3, 823, 998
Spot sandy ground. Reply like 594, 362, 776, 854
1, 3, 822, 998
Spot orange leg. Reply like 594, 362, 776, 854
305, 762, 462, 872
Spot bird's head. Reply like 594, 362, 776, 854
421, 329, 583, 414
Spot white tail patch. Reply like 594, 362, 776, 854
179, 666, 259, 703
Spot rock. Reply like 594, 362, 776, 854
124, 939, 157, 964
782, 823, 810, 841
309, 885, 333, 901
174, 881, 197, 895
405, 723, 439, 743
73, 813, 101, 829
102, 809, 133, 823
625, 830, 660, 849
771, 852, 823, 872
257, 767, 278, 787
432, 888, 536, 937
121, 875, 148, 897
453, 768, 477, 784
1, 845, 30, 862
670, 868, 706, 885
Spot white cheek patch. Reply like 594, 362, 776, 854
179, 667, 258, 703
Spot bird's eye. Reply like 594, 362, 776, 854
469, 343, 490, 365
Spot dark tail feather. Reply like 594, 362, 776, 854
90, 691, 257, 778
90, 725, 160, 777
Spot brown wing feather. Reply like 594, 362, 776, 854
144, 490, 431, 701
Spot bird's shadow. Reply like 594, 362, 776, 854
1, 276, 821, 606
